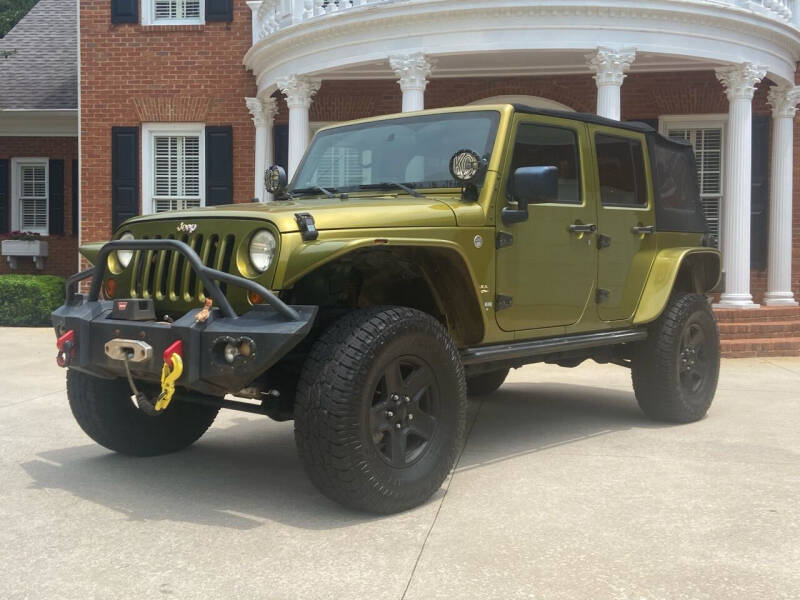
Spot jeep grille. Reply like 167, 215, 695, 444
129, 232, 236, 303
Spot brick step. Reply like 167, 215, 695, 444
714, 306, 800, 322
718, 320, 800, 339
720, 337, 800, 359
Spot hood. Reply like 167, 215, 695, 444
123, 195, 458, 233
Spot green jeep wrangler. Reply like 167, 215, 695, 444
53, 104, 721, 513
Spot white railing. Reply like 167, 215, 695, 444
249, 0, 796, 45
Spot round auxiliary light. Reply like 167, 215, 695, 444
116, 232, 135, 269
449, 149, 482, 184
265, 165, 288, 194
249, 229, 277, 273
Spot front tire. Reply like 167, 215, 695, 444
294, 307, 467, 514
67, 370, 219, 456
632, 293, 720, 423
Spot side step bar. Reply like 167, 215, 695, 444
461, 329, 647, 366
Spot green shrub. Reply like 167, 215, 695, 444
0, 274, 65, 326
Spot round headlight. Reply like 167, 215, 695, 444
449, 149, 483, 183
116, 232, 135, 269
249, 230, 276, 273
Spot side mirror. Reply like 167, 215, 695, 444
501, 166, 559, 225
265, 165, 288, 197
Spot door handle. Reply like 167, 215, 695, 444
568, 222, 597, 234
631, 225, 655, 235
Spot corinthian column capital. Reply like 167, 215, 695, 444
277, 75, 321, 109
586, 47, 636, 87
716, 63, 767, 101
767, 83, 800, 119
389, 52, 435, 93
245, 95, 278, 127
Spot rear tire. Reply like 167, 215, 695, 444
632, 293, 720, 423
294, 307, 467, 514
466, 368, 509, 396
67, 370, 219, 456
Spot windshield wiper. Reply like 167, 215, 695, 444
358, 182, 423, 197
292, 185, 341, 199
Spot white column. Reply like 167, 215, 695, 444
277, 75, 321, 178
389, 53, 434, 113
246, 95, 278, 202
586, 47, 636, 121
715, 63, 767, 309
765, 84, 800, 306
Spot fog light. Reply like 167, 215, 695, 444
105, 278, 117, 299
239, 340, 253, 358
223, 342, 239, 364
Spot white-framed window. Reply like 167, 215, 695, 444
142, 123, 205, 214
659, 115, 726, 246
10, 158, 49, 235
142, 0, 204, 25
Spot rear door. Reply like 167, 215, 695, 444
495, 115, 597, 331
590, 127, 658, 322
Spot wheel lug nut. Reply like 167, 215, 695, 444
395, 423, 402, 429
386, 411, 394, 418
391, 394, 399, 401
404, 396, 410, 403
408, 414, 414, 421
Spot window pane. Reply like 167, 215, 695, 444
21, 198, 47, 228
20, 165, 46, 198
152, 134, 201, 213
154, 0, 201, 20
508, 123, 581, 204
595, 134, 647, 206
666, 125, 723, 245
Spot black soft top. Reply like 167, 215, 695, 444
511, 104, 708, 234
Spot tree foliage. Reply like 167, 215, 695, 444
0, 0, 39, 38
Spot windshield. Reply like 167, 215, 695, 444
291, 111, 500, 193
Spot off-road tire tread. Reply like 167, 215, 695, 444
294, 306, 467, 514
67, 370, 219, 456
467, 368, 510, 396
632, 292, 720, 423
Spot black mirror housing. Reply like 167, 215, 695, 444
502, 166, 559, 225
513, 166, 559, 207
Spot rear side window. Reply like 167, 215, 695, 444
508, 123, 581, 204
595, 134, 647, 206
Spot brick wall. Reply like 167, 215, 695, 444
0, 137, 79, 278
79, 0, 257, 247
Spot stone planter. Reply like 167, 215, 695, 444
1, 239, 49, 270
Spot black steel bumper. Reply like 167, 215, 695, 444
52, 239, 317, 396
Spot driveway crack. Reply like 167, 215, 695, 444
400, 396, 484, 600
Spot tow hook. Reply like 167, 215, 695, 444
154, 340, 184, 412
56, 330, 76, 368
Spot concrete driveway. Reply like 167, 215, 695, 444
1, 327, 798, 600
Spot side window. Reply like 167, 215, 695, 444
595, 134, 647, 206
508, 123, 581, 204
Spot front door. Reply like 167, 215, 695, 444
590, 127, 658, 322
495, 116, 597, 332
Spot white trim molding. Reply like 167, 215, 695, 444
0, 110, 78, 137
245, 0, 800, 94
141, 123, 206, 215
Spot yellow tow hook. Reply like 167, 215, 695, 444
154, 340, 184, 412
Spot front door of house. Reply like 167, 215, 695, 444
495, 115, 597, 332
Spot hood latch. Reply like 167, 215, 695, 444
294, 212, 319, 241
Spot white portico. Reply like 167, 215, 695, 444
242, 0, 800, 308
